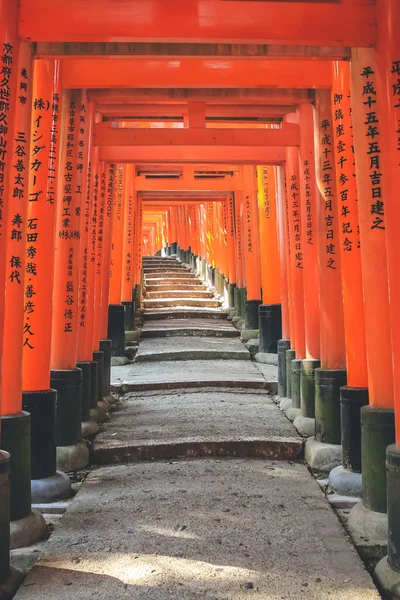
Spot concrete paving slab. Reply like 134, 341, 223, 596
253, 362, 278, 381
141, 318, 239, 338
15, 460, 380, 600
135, 336, 250, 362
91, 389, 302, 463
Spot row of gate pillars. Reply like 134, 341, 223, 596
0, 5, 150, 592
152, 24, 400, 594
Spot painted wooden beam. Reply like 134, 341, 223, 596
94, 123, 300, 147
61, 58, 332, 89
20, 1, 376, 47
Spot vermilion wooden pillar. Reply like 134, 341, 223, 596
0, 41, 48, 550
132, 186, 142, 309
206, 202, 215, 286
297, 104, 321, 419
276, 165, 292, 397
50, 90, 90, 471
76, 99, 98, 434
312, 90, 347, 448
349, 48, 395, 521
0, 1, 25, 583
226, 195, 236, 297
257, 165, 282, 353
221, 198, 230, 303
121, 164, 135, 331
90, 158, 111, 423
257, 167, 280, 306
214, 201, 224, 297
108, 164, 126, 356
199, 203, 207, 280
285, 146, 306, 408
98, 163, 116, 400
234, 191, 245, 316
169, 205, 177, 255
21, 61, 73, 509
242, 165, 262, 329
1, 42, 35, 526
329, 61, 369, 497
92, 160, 107, 346
374, 0, 400, 586
190, 204, 199, 272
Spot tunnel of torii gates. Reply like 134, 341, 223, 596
0, 0, 400, 595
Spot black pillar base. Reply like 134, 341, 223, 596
107, 304, 125, 356
171, 242, 178, 255
90, 361, 98, 410
278, 339, 291, 397
224, 277, 229, 302
211, 267, 216, 286
315, 368, 347, 445
259, 304, 282, 353
340, 386, 369, 473
93, 351, 105, 401
239, 288, 247, 318
0, 413, 31, 521
76, 362, 91, 423
285, 349, 296, 399
122, 301, 135, 331
233, 286, 239, 311
245, 299, 261, 330
361, 405, 395, 514
100, 339, 112, 397
0, 451, 10, 584
51, 368, 83, 448
291, 359, 302, 409
214, 269, 220, 292
228, 283, 236, 308
387, 444, 400, 572
300, 359, 320, 418
22, 389, 57, 480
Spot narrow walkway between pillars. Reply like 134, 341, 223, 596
14, 257, 379, 599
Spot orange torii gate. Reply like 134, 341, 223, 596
3, 1, 400, 597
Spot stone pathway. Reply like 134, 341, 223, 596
14, 256, 382, 599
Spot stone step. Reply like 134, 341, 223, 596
145, 277, 201, 285
143, 298, 221, 308
144, 283, 206, 292
142, 264, 179, 270
112, 378, 274, 394
145, 290, 214, 299
144, 272, 197, 279
135, 336, 249, 362
141, 324, 239, 338
111, 358, 271, 389
92, 389, 301, 464
142, 256, 175, 260
142, 260, 177, 265
144, 308, 228, 320
143, 267, 191, 273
